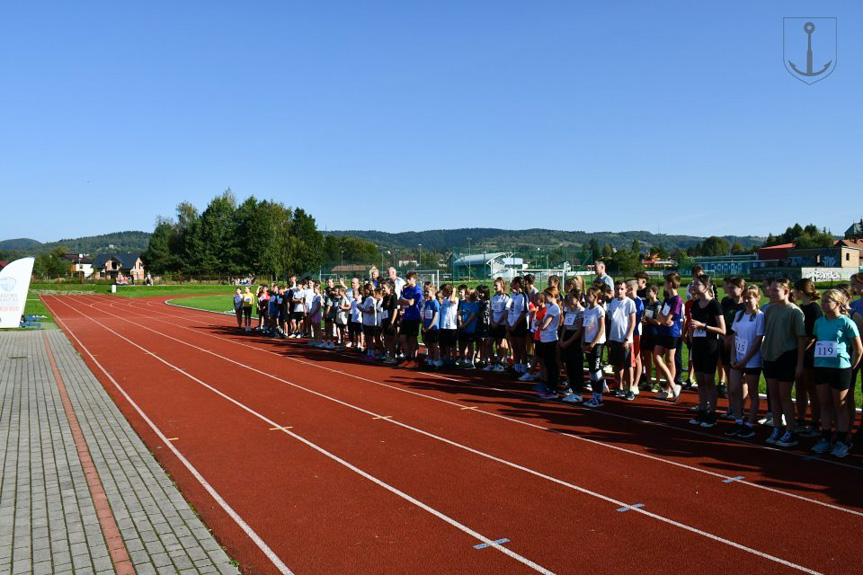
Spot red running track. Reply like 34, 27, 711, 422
43, 294, 863, 575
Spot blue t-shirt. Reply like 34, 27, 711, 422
460, 301, 479, 334
813, 315, 860, 369
423, 299, 440, 329
401, 284, 424, 321
658, 295, 683, 338
851, 298, 863, 319
632, 296, 645, 336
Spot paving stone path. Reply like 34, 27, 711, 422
1, 330, 240, 575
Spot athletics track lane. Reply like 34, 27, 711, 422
45, 298, 863, 571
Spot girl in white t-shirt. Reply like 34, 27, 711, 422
439, 284, 460, 366
727, 285, 765, 438
487, 278, 511, 372
537, 290, 563, 399
582, 286, 607, 408
507, 277, 531, 374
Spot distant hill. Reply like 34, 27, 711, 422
0, 231, 151, 256
0, 238, 43, 251
328, 228, 765, 253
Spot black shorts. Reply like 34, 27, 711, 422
401, 319, 420, 337
459, 331, 477, 345
640, 334, 655, 352
763, 349, 798, 382
732, 365, 763, 378
653, 335, 679, 351
475, 325, 489, 339
509, 320, 527, 338
720, 344, 732, 367
422, 328, 438, 344
490, 324, 507, 339
816, 367, 853, 391
803, 349, 816, 369
608, 340, 632, 370
439, 329, 458, 347
691, 338, 720, 374
362, 325, 381, 338
292, 311, 304, 321
349, 321, 362, 336
382, 319, 395, 335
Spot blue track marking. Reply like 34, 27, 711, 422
474, 538, 511, 550
616, 503, 645, 512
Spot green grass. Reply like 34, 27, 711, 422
167, 294, 245, 316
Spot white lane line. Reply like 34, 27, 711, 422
48, 296, 555, 575
42, 297, 295, 575
114, 296, 863, 517
70, 295, 824, 574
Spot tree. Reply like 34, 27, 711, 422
631, 239, 641, 256
289, 208, 324, 274
141, 217, 179, 274
699, 236, 731, 256
34, 246, 70, 278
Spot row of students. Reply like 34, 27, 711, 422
245, 269, 863, 455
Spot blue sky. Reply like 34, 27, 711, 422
0, 1, 860, 242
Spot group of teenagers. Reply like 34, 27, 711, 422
235, 263, 863, 458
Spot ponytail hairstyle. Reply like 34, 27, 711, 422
822, 288, 850, 316
665, 272, 681, 289
737, 285, 762, 322
794, 278, 820, 302
694, 273, 714, 295
586, 286, 603, 307
511, 276, 524, 292
771, 277, 793, 299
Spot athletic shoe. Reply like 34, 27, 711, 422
624, 391, 636, 401
717, 383, 728, 398
758, 413, 772, 426
800, 427, 822, 439
519, 372, 537, 382
562, 393, 583, 404
689, 411, 705, 426
765, 428, 782, 445
830, 441, 850, 458
584, 395, 604, 408
613, 389, 626, 398
811, 438, 832, 454
583, 383, 593, 393
721, 411, 736, 421
462, 362, 475, 370
532, 383, 546, 392
327, 342, 335, 349
724, 423, 743, 437
671, 383, 683, 403
776, 431, 798, 448
537, 391, 558, 400
655, 389, 670, 400
493, 364, 506, 372
482, 364, 494, 372
736, 424, 756, 439
699, 412, 717, 428
682, 379, 694, 390
638, 381, 652, 391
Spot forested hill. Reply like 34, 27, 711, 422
0, 231, 151, 255
328, 228, 764, 253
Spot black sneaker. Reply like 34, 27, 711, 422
717, 383, 728, 398
689, 410, 706, 425
736, 424, 756, 439
700, 412, 717, 428
724, 423, 743, 436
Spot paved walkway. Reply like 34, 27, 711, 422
0, 330, 240, 575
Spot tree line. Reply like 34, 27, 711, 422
141, 190, 382, 278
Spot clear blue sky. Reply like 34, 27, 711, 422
1, 1, 860, 242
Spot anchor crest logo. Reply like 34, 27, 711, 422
783, 17, 837, 84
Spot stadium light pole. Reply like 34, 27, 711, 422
466, 237, 472, 281
418, 243, 422, 268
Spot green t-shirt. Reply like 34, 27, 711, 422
813, 315, 860, 369
761, 303, 805, 362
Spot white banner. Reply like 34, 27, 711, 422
0, 257, 36, 329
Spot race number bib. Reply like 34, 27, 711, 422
814, 341, 838, 358
661, 303, 670, 316
563, 313, 576, 327
692, 328, 707, 338
425, 309, 434, 320
492, 302, 503, 312
644, 309, 654, 319
735, 338, 748, 357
